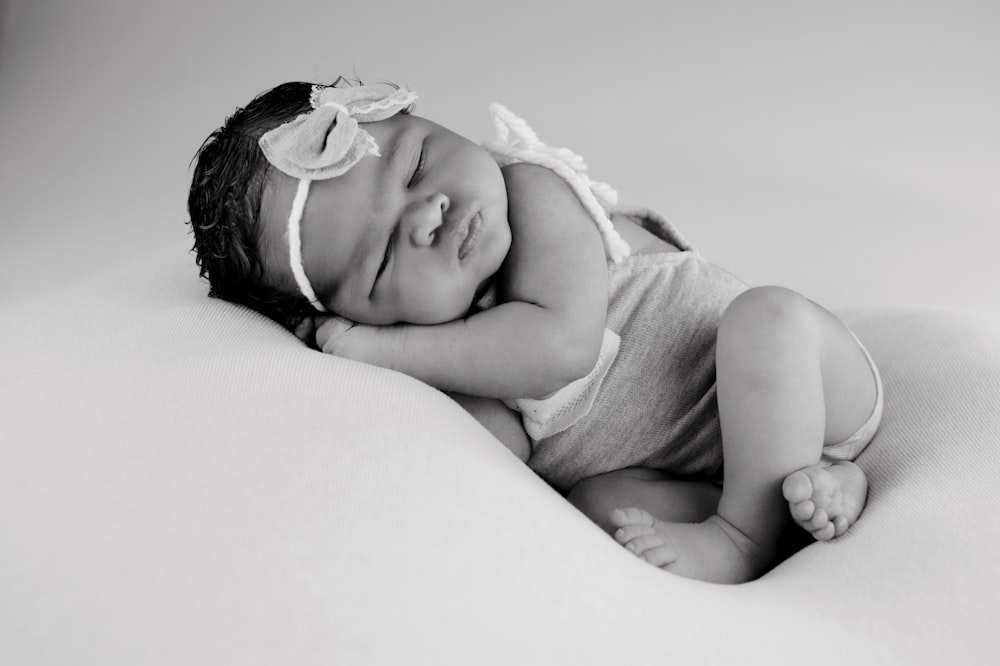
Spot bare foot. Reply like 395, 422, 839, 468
609, 508, 772, 584
782, 461, 868, 541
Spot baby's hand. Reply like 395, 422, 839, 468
294, 317, 320, 348
314, 316, 359, 354
304, 315, 399, 368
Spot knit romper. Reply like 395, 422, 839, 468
524, 208, 748, 493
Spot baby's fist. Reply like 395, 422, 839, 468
314, 316, 360, 355
298, 315, 398, 370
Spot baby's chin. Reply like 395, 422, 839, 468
386, 277, 499, 326
404, 299, 478, 326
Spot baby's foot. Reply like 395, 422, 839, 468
609, 508, 771, 584
782, 461, 868, 541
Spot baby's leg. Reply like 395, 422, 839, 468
569, 468, 721, 567
612, 287, 876, 583
568, 468, 720, 533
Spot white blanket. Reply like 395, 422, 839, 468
1, 246, 998, 665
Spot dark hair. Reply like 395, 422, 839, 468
188, 77, 413, 329
187, 81, 319, 330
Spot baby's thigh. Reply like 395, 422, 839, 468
718, 286, 877, 444
567, 468, 720, 534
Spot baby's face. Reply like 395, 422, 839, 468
260, 113, 511, 325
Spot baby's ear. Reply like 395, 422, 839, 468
293, 316, 319, 349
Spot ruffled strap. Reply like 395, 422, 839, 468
481, 103, 630, 263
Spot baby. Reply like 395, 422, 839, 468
188, 78, 883, 584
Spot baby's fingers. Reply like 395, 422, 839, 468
315, 316, 357, 353
294, 317, 318, 346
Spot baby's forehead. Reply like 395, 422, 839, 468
256, 112, 427, 293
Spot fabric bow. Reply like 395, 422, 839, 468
259, 84, 418, 180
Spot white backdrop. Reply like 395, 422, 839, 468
1, 0, 997, 316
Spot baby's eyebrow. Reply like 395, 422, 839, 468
384, 126, 416, 179
355, 127, 410, 302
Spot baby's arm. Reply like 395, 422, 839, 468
319, 163, 609, 399
448, 392, 531, 462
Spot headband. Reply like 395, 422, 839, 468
258, 83, 418, 312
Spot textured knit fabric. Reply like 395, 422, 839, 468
527, 209, 883, 493
505, 328, 622, 439
526, 209, 746, 492
1, 246, 997, 665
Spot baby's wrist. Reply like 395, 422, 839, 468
379, 324, 410, 373
346, 323, 404, 371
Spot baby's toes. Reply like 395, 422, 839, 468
614, 522, 655, 546
622, 533, 667, 557
804, 507, 830, 532
790, 499, 816, 522
609, 507, 655, 529
782, 470, 814, 504
609, 508, 678, 566
832, 515, 849, 537
640, 545, 678, 567
812, 522, 837, 541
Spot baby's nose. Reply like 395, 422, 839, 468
406, 193, 449, 247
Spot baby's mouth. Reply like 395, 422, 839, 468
457, 212, 482, 261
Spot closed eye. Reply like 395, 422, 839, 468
371, 225, 396, 297
407, 142, 426, 188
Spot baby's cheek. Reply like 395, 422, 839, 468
434, 292, 474, 324
399, 287, 464, 325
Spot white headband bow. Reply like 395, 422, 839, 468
258, 83, 418, 311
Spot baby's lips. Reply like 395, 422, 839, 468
457, 211, 482, 261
